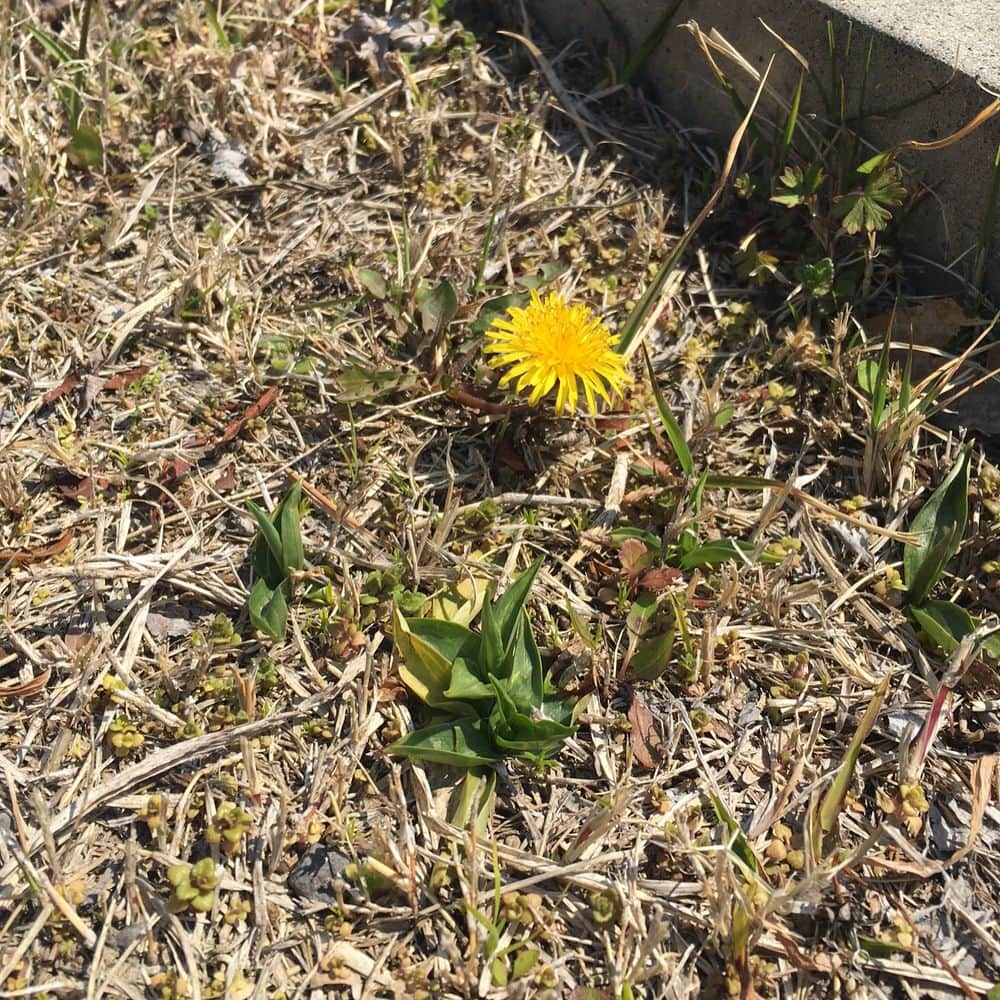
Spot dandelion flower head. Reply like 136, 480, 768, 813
483, 291, 630, 415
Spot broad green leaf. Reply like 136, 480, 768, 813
813, 670, 891, 862
512, 947, 539, 979
470, 292, 529, 333
479, 597, 504, 677
904, 448, 970, 605
357, 268, 387, 299
336, 365, 419, 404
679, 538, 784, 570
277, 480, 304, 574
406, 616, 481, 666
502, 613, 544, 707
834, 166, 905, 234
856, 935, 912, 958
709, 793, 759, 877
856, 150, 896, 175
627, 629, 675, 681
393, 608, 478, 715
856, 359, 879, 395
248, 579, 288, 639
540, 690, 577, 727
492, 559, 542, 651
643, 345, 694, 476
911, 600, 1000, 659
248, 499, 285, 580
428, 567, 489, 626
387, 718, 502, 768
418, 280, 459, 334
444, 657, 496, 702
625, 592, 660, 636
488, 678, 574, 755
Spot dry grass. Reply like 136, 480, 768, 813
0, 1, 999, 997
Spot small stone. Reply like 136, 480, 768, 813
286, 845, 351, 906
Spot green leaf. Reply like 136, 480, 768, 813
470, 292, 529, 333
795, 257, 834, 298
643, 345, 694, 476
911, 600, 1000, 659
248, 579, 288, 639
357, 268, 388, 300
418, 280, 459, 334
610, 527, 661, 550
393, 608, 479, 715
512, 947, 539, 979
627, 629, 675, 681
488, 677, 574, 756
864, 316, 895, 431
733, 233, 779, 286
770, 162, 825, 207
479, 597, 504, 677
387, 718, 503, 768
903, 448, 970, 605
709, 793, 759, 877
26, 23, 75, 63
444, 658, 496, 703
834, 166, 905, 234
248, 499, 285, 581
336, 365, 419, 404
679, 539, 783, 570
813, 671, 891, 862
856, 150, 897, 175
856, 359, 879, 395
492, 559, 542, 652
68, 125, 103, 168
503, 613, 544, 707
204, 0, 230, 48
276, 480, 304, 575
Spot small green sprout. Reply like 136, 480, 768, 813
205, 802, 253, 856
224, 897, 252, 925
247, 480, 305, 639
148, 970, 190, 1000
139, 794, 169, 834
107, 718, 144, 758
167, 858, 219, 913
588, 888, 620, 926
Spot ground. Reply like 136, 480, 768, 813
0, 1, 999, 998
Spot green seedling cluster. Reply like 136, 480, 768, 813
107, 718, 144, 759
205, 802, 253, 856
247, 480, 305, 638
166, 858, 219, 914
388, 559, 576, 773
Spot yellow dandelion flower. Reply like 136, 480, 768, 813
483, 291, 631, 415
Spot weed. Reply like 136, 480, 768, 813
166, 858, 219, 914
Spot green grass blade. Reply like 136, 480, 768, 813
813, 670, 891, 862
776, 71, 804, 172
643, 345, 693, 475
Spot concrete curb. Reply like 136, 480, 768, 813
506, 0, 1000, 301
